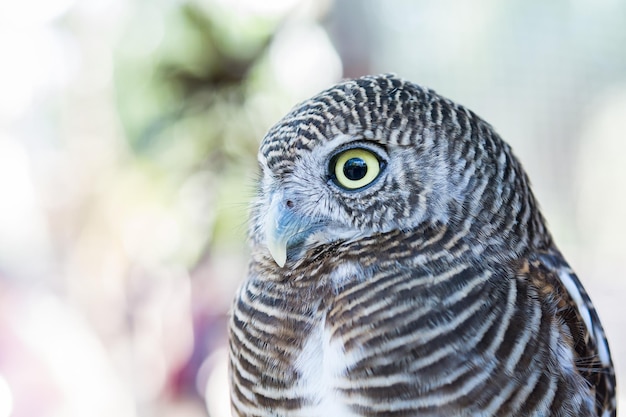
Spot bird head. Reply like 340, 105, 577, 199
250, 74, 551, 267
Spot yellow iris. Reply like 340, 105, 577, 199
334, 148, 381, 190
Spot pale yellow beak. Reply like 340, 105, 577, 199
264, 194, 310, 267
265, 202, 288, 267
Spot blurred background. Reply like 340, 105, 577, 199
0, 0, 624, 416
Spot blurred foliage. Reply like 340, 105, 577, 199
113, 2, 288, 261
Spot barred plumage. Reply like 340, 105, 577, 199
229, 74, 616, 417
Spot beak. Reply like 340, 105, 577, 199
264, 194, 311, 267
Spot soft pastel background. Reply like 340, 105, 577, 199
0, 0, 624, 416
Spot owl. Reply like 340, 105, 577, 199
228, 74, 616, 417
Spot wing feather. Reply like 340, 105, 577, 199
525, 251, 616, 417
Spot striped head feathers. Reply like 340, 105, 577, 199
251, 73, 551, 267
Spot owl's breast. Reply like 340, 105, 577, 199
229, 258, 367, 417
231, 240, 509, 416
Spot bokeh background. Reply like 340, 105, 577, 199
0, 0, 624, 416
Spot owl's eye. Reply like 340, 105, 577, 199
331, 148, 382, 190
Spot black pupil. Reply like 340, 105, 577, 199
343, 158, 368, 181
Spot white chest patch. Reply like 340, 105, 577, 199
294, 318, 357, 417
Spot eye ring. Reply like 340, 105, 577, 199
331, 148, 383, 190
